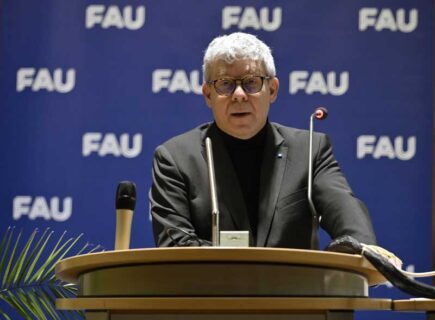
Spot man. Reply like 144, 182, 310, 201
150, 32, 376, 248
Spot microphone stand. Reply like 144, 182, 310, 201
308, 107, 328, 250
308, 113, 319, 250
205, 137, 220, 246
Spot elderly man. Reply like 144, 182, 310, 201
150, 32, 376, 248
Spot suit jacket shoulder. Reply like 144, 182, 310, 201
157, 123, 210, 154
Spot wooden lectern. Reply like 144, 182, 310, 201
55, 248, 391, 320
394, 299, 435, 319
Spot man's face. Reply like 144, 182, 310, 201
202, 59, 279, 140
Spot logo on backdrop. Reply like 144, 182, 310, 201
13, 196, 72, 221
359, 8, 418, 32
86, 5, 145, 30
289, 71, 349, 95
82, 133, 142, 158
152, 69, 202, 94
222, 6, 282, 31
357, 135, 416, 160
16, 68, 75, 93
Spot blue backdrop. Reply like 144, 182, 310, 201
0, 1, 433, 319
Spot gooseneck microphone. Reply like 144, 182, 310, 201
114, 181, 136, 250
205, 137, 220, 246
308, 107, 328, 250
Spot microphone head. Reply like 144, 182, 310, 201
116, 181, 136, 210
314, 107, 328, 120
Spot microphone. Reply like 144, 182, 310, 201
314, 106, 328, 120
308, 107, 328, 250
114, 181, 136, 250
205, 137, 220, 246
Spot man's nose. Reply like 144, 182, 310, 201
231, 83, 248, 102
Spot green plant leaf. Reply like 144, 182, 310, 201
2, 229, 21, 287
23, 228, 53, 284
0, 227, 102, 319
0, 227, 14, 285
0, 307, 12, 320
17, 288, 41, 318
0, 227, 13, 277
35, 287, 61, 320
40, 234, 84, 282
4, 290, 31, 319
29, 230, 61, 284
10, 228, 38, 286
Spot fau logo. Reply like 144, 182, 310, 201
82, 133, 142, 158
289, 71, 349, 95
152, 69, 202, 94
359, 8, 418, 32
222, 6, 282, 31
357, 135, 416, 160
13, 196, 72, 221
16, 68, 75, 93
86, 5, 145, 30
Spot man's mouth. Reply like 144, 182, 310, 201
231, 112, 250, 117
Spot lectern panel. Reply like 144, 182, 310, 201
79, 263, 368, 297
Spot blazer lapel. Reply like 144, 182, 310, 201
201, 124, 253, 242
256, 124, 288, 247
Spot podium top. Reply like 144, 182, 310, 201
56, 247, 385, 286
393, 299, 435, 311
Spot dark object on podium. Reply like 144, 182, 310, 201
326, 235, 435, 299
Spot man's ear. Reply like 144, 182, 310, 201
269, 77, 279, 103
202, 83, 212, 108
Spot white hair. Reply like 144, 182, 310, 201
202, 32, 276, 82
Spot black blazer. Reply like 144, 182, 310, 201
150, 122, 376, 248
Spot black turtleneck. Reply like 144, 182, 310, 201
217, 123, 268, 239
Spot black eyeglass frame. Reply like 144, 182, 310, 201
206, 75, 272, 96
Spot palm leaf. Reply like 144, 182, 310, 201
0, 228, 16, 287
3, 290, 30, 319
40, 234, 84, 283
0, 308, 11, 320
0, 227, 13, 277
23, 229, 53, 284
0, 227, 103, 319
10, 229, 38, 286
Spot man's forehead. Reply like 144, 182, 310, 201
212, 59, 264, 77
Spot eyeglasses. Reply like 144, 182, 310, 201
207, 75, 272, 96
